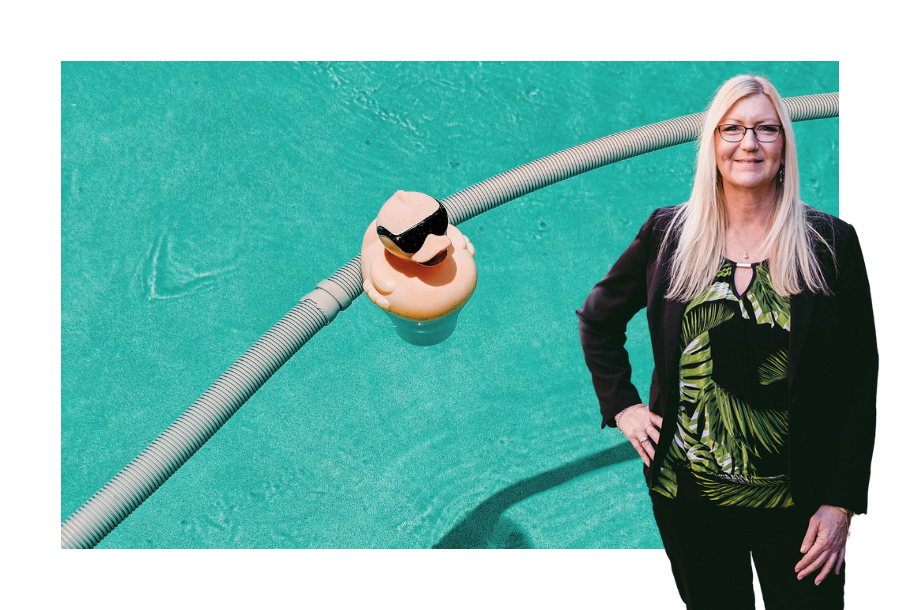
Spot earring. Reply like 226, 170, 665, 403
778, 165, 785, 185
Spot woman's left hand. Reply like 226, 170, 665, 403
794, 505, 850, 585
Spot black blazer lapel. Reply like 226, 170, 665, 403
663, 298, 687, 391
788, 289, 816, 391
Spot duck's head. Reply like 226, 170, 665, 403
376, 190, 452, 266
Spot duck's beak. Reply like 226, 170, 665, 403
411, 233, 452, 264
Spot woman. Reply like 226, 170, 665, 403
577, 75, 876, 609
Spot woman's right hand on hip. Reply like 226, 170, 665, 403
616, 404, 663, 467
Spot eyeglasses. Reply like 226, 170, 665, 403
717, 124, 782, 143
376, 199, 449, 254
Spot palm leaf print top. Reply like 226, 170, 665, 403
652, 259, 793, 508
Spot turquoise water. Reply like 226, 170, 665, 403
61, 62, 839, 548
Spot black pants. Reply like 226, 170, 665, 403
651, 490, 844, 610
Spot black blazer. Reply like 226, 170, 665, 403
577, 206, 878, 514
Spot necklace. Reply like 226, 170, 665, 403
730, 206, 775, 260
733, 226, 766, 260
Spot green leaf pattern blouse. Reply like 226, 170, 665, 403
653, 259, 793, 508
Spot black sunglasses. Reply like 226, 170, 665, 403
377, 199, 449, 254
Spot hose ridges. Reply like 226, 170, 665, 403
784, 93, 839, 122
61, 299, 328, 549
442, 113, 705, 225
327, 255, 365, 301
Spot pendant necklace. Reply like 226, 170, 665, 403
734, 228, 765, 260
731, 206, 775, 261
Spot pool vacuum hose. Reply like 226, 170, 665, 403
61, 93, 838, 549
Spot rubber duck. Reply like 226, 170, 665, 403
361, 190, 477, 345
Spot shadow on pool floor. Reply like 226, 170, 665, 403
433, 441, 637, 549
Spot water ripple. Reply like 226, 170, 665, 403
135, 231, 234, 301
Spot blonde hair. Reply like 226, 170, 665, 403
663, 74, 832, 301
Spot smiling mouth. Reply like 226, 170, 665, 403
735, 159, 763, 164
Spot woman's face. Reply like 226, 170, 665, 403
715, 94, 784, 195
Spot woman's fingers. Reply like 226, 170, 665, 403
814, 553, 837, 586
645, 412, 663, 446
641, 435, 655, 461
628, 435, 650, 467
799, 518, 819, 554
835, 546, 846, 576
795, 517, 825, 576
618, 404, 660, 466
641, 415, 660, 460
796, 538, 831, 580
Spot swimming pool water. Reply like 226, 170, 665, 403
61, 61, 839, 548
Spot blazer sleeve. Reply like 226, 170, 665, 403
822, 224, 878, 514
576, 209, 659, 429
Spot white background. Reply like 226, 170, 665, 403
4, 2, 895, 608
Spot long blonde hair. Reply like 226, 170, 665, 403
663, 74, 832, 302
